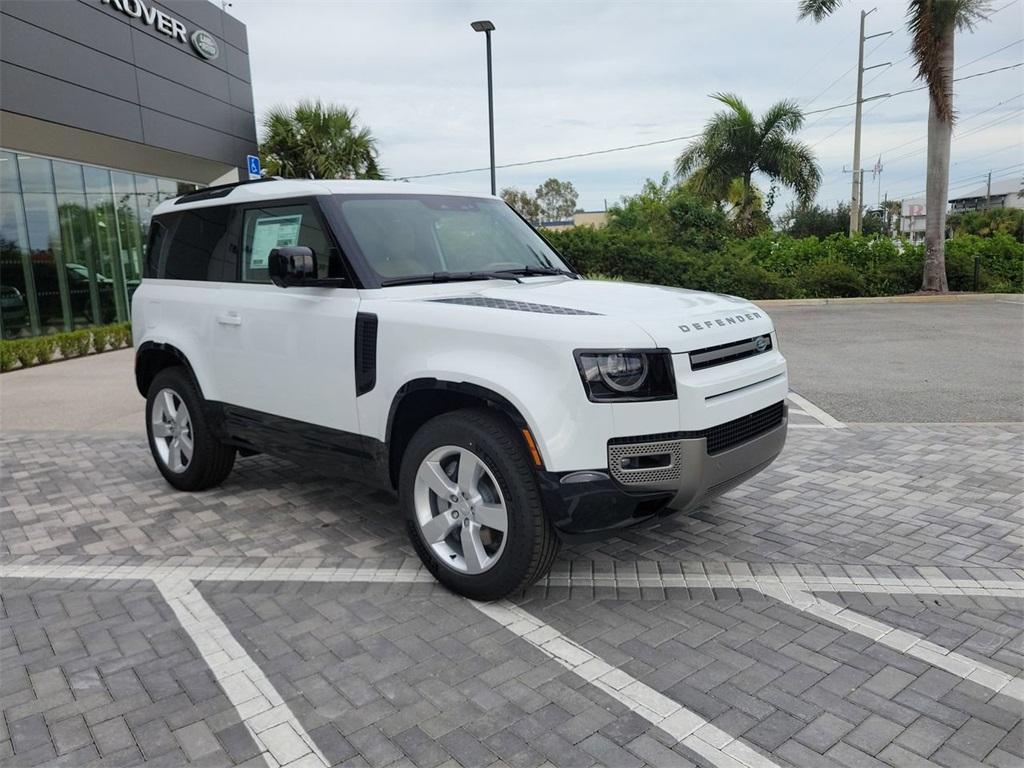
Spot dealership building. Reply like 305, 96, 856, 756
1, 0, 257, 338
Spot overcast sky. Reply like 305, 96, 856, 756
230, 0, 1024, 216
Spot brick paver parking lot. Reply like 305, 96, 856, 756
2, 416, 1022, 767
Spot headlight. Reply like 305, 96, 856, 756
575, 349, 676, 402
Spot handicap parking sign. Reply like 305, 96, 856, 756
247, 154, 261, 179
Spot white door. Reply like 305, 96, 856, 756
210, 199, 362, 436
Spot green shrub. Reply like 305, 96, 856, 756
798, 261, 866, 298
29, 336, 56, 365
92, 326, 112, 353
75, 330, 93, 356
112, 322, 133, 348
12, 340, 36, 368
54, 330, 93, 358
0, 342, 16, 372
0, 322, 131, 372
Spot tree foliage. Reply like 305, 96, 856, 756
541, 177, 1021, 300
675, 93, 820, 234
260, 99, 381, 180
500, 178, 579, 222
608, 175, 728, 251
947, 207, 1024, 241
798, 1, 992, 292
534, 178, 580, 221
780, 201, 884, 238
500, 188, 542, 222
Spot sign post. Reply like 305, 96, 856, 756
246, 155, 261, 181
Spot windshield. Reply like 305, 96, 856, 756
332, 194, 573, 281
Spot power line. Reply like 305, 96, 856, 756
884, 138, 1024, 187
792, 35, 853, 98
800, 35, 894, 132
803, 62, 1024, 119
955, 37, 1023, 71
810, 99, 886, 150
884, 107, 1024, 165
868, 92, 1024, 157
954, 142, 1024, 167
890, 161, 1024, 198
397, 64, 1022, 181
397, 132, 702, 180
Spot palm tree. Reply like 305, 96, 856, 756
675, 94, 821, 234
260, 99, 382, 180
798, 1, 992, 292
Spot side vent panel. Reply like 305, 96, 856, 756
354, 313, 378, 396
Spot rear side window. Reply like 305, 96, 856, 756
143, 221, 168, 278
156, 207, 236, 281
241, 202, 346, 283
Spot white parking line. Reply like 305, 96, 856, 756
787, 391, 846, 428
4, 557, 1022, 767
771, 589, 1024, 703
156, 577, 330, 768
472, 599, 782, 768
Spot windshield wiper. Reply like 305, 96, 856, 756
495, 265, 578, 278
379, 271, 523, 287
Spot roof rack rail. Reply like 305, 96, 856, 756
174, 176, 280, 205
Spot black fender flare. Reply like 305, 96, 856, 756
384, 378, 544, 487
134, 341, 202, 397
385, 378, 534, 444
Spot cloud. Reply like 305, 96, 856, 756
232, 0, 1024, 212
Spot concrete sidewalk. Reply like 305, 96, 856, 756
0, 348, 141, 433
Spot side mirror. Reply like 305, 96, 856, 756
268, 246, 317, 287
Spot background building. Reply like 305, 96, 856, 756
539, 210, 609, 232
899, 198, 927, 244
1, 0, 257, 338
948, 179, 1024, 214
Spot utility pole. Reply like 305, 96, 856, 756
849, 8, 891, 235
986, 171, 992, 204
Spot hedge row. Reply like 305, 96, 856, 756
0, 322, 132, 372
544, 229, 1024, 299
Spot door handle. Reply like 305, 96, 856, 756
216, 312, 242, 326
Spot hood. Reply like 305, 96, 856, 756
410, 278, 774, 352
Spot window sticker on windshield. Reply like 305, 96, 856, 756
249, 214, 302, 268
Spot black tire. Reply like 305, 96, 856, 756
400, 408, 560, 600
146, 366, 235, 491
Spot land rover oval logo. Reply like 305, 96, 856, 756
754, 335, 769, 353
190, 29, 219, 60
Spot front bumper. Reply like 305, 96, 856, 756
540, 403, 788, 541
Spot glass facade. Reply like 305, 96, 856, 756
0, 149, 201, 338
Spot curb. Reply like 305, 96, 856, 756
757, 293, 1022, 307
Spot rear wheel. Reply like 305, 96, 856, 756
400, 408, 560, 600
146, 367, 235, 491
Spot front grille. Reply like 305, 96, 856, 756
701, 401, 785, 454
689, 334, 772, 371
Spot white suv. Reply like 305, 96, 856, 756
133, 179, 788, 599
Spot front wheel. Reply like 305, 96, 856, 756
146, 367, 235, 491
400, 408, 560, 600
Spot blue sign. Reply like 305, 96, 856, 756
246, 155, 261, 179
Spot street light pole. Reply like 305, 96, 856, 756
471, 20, 497, 195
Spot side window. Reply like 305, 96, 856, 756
161, 207, 235, 281
241, 202, 343, 283
143, 220, 168, 279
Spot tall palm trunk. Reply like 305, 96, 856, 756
921, 28, 954, 292
740, 171, 754, 234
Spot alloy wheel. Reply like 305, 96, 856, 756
151, 388, 194, 473
413, 445, 508, 574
